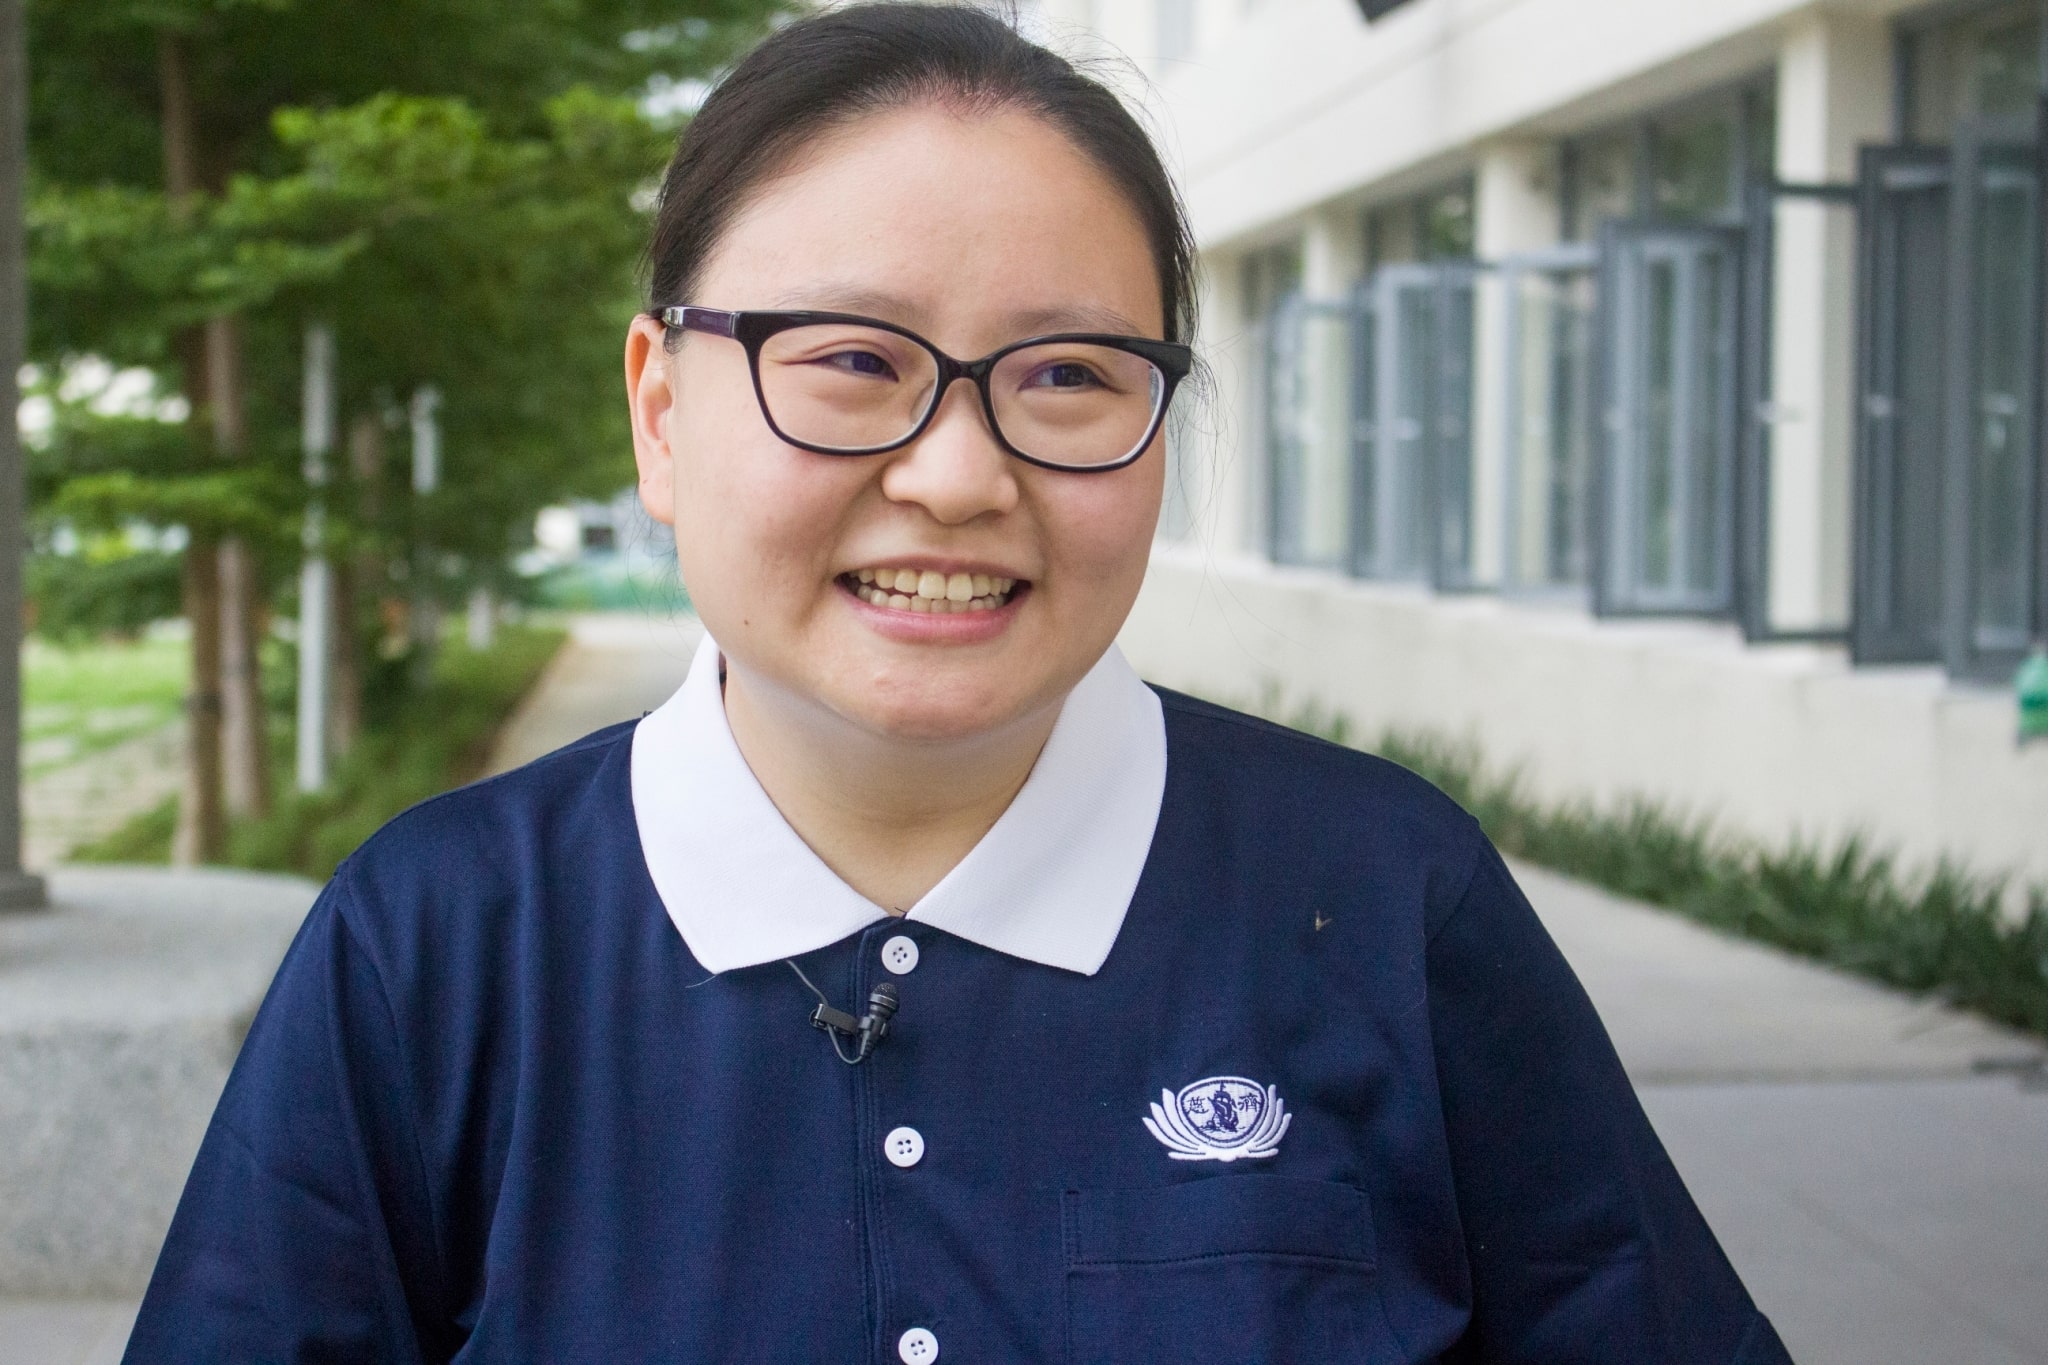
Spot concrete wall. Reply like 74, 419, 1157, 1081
1113, 0, 1922, 247
1122, 549, 2048, 894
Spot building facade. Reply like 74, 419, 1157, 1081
1053, 0, 2048, 887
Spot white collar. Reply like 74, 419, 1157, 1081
630, 632, 1166, 976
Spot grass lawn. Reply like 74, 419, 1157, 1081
73, 623, 567, 880
22, 634, 187, 778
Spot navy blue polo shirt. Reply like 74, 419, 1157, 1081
127, 658, 1791, 1362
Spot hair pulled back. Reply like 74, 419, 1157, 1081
646, 2, 1197, 344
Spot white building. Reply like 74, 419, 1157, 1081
1052, 0, 2048, 887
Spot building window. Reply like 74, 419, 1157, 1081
1562, 82, 1776, 240
1853, 0, 2048, 679
1503, 257, 1598, 591
1901, 0, 2044, 141
1366, 179, 1476, 268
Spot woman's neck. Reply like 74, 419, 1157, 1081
720, 660, 1061, 913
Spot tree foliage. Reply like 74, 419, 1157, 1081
24, 0, 771, 597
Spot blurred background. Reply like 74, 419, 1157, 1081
2, 0, 2047, 1362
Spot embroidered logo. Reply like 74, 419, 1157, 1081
1143, 1075, 1291, 1162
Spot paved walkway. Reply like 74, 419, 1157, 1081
22, 723, 183, 868
1523, 863, 2048, 1363
484, 612, 701, 776
7, 613, 2043, 1362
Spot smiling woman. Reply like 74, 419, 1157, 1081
126, 7, 1791, 1363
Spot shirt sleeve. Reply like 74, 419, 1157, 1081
1426, 839, 1793, 1365
124, 870, 450, 1364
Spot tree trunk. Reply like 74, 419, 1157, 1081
160, 28, 227, 858
209, 315, 270, 818
218, 537, 269, 815
0, 0, 45, 901
327, 411, 383, 757
171, 535, 224, 864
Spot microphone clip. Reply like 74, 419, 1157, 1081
799, 973, 899, 1065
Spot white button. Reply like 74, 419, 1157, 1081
884, 1125, 925, 1168
881, 935, 920, 975
897, 1327, 939, 1363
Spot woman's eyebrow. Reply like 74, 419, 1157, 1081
764, 287, 1147, 338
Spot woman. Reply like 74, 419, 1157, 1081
127, 6, 1792, 1362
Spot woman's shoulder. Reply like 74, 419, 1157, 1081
327, 718, 644, 950
1150, 685, 1489, 922
1153, 687, 1478, 835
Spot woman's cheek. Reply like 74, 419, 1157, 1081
1048, 468, 1162, 595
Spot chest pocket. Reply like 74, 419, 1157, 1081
1062, 1177, 1387, 1364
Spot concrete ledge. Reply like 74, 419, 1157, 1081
1121, 549, 2048, 893
0, 867, 316, 1296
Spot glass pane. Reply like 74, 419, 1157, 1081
1300, 308, 1355, 566
1434, 279, 1479, 582
1387, 280, 1436, 576
1567, 131, 1635, 241
1266, 303, 1354, 568
1640, 256, 1679, 589
1265, 302, 1309, 563
1650, 104, 1738, 222
1350, 298, 1379, 571
1892, 186, 1951, 642
1968, 150, 2039, 652
1510, 268, 1595, 586
1906, 2, 2043, 142
1687, 249, 1731, 597
1604, 230, 1737, 612
1418, 182, 1476, 261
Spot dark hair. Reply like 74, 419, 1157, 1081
646, 2, 1197, 345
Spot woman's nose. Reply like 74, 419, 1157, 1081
877, 378, 1020, 523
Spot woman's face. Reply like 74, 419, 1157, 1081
627, 102, 1168, 745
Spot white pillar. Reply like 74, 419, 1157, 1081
1301, 207, 1365, 566
295, 324, 334, 794
1770, 13, 1890, 631
1192, 251, 1261, 559
1472, 139, 1563, 588
409, 386, 441, 495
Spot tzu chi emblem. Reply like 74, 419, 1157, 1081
1144, 1076, 1291, 1162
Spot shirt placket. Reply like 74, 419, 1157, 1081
851, 919, 945, 1365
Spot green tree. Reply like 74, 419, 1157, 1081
25, 0, 771, 860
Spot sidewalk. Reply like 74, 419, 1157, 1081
6, 614, 2042, 1362
484, 611, 701, 776
1522, 862, 2048, 1363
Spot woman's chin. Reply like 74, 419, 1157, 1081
823, 669, 1049, 748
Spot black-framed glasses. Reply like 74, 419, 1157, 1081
654, 306, 1193, 472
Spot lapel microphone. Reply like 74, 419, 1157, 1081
787, 961, 899, 1065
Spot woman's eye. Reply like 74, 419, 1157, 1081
820, 350, 898, 380
1027, 361, 1102, 391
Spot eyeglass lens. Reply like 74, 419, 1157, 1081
755, 323, 1167, 467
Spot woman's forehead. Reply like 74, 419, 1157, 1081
695, 104, 1165, 335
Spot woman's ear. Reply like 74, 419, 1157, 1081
625, 315, 678, 527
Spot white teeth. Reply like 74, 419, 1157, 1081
847, 567, 1021, 613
